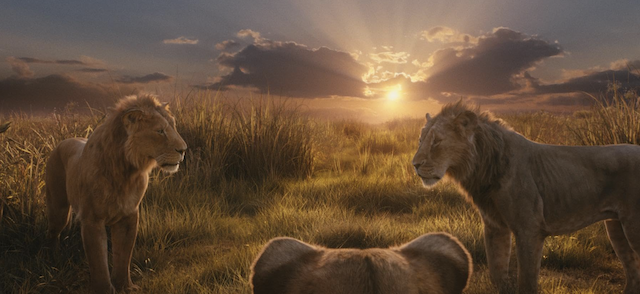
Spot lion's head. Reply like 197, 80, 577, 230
412, 102, 480, 187
108, 95, 187, 173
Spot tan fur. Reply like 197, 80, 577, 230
251, 233, 472, 294
413, 101, 640, 293
45, 95, 187, 294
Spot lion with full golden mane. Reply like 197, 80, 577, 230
45, 95, 187, 294
413, 101, 640, 294
251, 232, 472, 294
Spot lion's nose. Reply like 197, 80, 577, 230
176, 148, 186, 157
413, 162, 421, 170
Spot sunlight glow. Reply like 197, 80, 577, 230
386, 84, 402, 101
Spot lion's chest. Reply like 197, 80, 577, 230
72, 172, 149, 224
106, 176, 148, 222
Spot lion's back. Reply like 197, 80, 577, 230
48, 138, 87, 173
46, 138, 87, 200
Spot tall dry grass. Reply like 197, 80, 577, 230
571, 88, 640, 146
173, 92, 316, 187
1, 90, 637, 293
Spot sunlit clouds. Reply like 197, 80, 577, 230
1, 0, 639, 119
420, 26, 478, 44
163, 36, 199, 45
369, 48, 410, 64
188, 25, 640, 115
204, 35, 368, 98
215, 40, 240, 51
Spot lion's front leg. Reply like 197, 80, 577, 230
111, 212, 140, 292
483, 218, 512, 291
514, 231, 544, 294
81, 220, 115, 294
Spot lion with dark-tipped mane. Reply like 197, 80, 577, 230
45, 95, 187, 293
413, 101, 640, 293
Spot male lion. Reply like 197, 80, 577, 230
413, 101, 640, 293
45, 95, 187, 294
251, 232, 472, 294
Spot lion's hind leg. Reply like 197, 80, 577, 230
44, 148, 71, 249
605, 219, 640, 294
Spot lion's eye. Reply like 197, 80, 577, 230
432, 138, 441, 147
157, 129, 165, 135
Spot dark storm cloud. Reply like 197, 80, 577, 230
116, 72, 173, 84
0, 75, 135, 113
423, 27, 563, 97
206, 37, 368, 98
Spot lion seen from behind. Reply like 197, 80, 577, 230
251, 232, 472, 294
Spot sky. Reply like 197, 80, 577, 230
1, 0, 639, 122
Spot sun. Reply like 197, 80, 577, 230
386, 84, 402, 101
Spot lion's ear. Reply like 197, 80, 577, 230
398, 233, 472, 293
455, 110, 477, 128
251, 237, 319, 294
426, 113, 432, 122
454, 111, 477, 140
122, 108, 145, 130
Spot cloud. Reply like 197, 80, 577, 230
422, 27, 563, 97
215, 40, 241, 51
17, 57, 89, 65
77, 68, 108, 73
206, 33, 368, 98
609, 59, 640, 71
116, 72, 173, 84
163, 36, 199, 45
533, 69, 640, 95
237, 29, 263, 41
8, 56, 106, 75
6, 57, 34, 78
0, 74, 136, 113
420, 26, 478, 44
206, 27, 634, 110
369, 50, 410, 64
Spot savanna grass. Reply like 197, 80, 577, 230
0, 91, 634, 293
571, 88, 640, 146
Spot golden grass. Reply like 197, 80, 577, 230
1, 90, 636, 293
